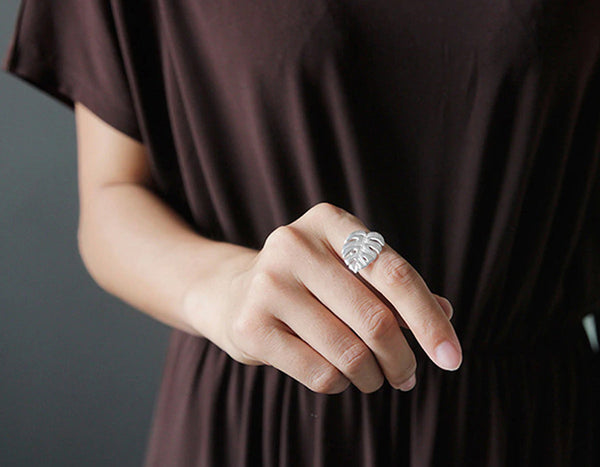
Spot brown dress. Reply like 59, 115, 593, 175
4, 1, 600, 465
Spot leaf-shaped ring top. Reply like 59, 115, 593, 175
341, 230, 385, 273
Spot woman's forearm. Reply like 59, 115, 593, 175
77, 182, 256, 336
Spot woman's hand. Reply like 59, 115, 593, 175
183, 202, 461, 394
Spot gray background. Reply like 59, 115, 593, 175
1, 2, 170, 466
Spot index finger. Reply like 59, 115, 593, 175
316, 204, 463, 371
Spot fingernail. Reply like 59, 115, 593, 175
398, 373, 416, 391
434, 340, 462, 371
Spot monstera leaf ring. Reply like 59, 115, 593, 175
341, 230, 385, 273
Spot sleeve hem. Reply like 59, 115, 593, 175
2, 55, 143, 144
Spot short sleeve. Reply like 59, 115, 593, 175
2, 0, 142, 142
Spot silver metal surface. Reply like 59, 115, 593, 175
342, 230, 385, 273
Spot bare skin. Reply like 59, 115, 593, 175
75, 102, 462, 395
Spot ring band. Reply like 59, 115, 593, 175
342, 230, 385, 273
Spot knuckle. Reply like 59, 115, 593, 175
312, 202, 340, 216
262, 225, 312, 271
380, 254, 418, 287
310, 202, 349, 223
231, 305, 268, 346
309, 366, 349, 394
264, 224, 303, 251
230, 312, 258, 343
338, 341, 372, 375
231, 347, 264, 367
248, 269, 281, 295
356, 298, 397, 341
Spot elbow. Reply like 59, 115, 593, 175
77, 221, 106, 291
77, 224, 90, 273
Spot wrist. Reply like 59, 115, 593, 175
180, 243, 258, 338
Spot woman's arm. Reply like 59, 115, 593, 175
75, 102, 256, 336
75, 101, 461, 393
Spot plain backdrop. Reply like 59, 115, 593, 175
1, 2, 170, 466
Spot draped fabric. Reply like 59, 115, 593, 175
4, 1, 599, 465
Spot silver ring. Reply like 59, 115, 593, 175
341, 230, 385, 273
